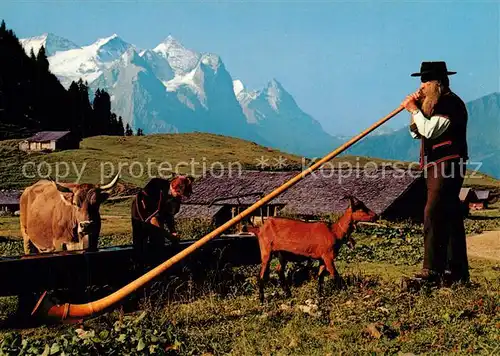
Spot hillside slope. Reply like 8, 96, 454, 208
0, 133, 305, 189
1, 133, 499, 190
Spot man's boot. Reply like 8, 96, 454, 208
442, 269, 470, 287
413, 268, 442, 284
401, 269, 442, 291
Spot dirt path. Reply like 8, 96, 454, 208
467, 230, 500, 261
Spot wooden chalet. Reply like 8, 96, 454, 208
0, 189, 22, 214
178, 168, 426, 229
459, 188, 492, 211
470, 189, 491, 210
18, 131, 80, 152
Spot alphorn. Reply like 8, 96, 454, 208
32, 105, 406, 323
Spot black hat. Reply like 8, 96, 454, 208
411, 61, 457, 77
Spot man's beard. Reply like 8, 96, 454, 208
419, 83, 442, 117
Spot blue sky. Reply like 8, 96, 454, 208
1, 0, 498, 136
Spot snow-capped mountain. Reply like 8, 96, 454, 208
42, 34, 134, 88
369, 126, 398, 136
139, 49, 175, 84
153, 35, 201, 76
20, 33, 80, 57
233, 80, 245, 97
19, 32, 340, 157
235, 79, 344, 157
90, 48, 179, 134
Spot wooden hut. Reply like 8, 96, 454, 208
471, 189, 491, 210
178, 168, 426, 227
18, 131, 80, 152
0, 190, 22, 214
459, 188, 492, 211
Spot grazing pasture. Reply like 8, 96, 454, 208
0, 198, 499, 354
3, 133, 498, 191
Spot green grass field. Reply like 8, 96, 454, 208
0, 202, 499, 354
0, 234, 499, 354
0, 133, 304, 189
2, 133, 499, 190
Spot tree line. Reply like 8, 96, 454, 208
0, 20, 144, 140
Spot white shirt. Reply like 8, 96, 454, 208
409, 110, 450, 139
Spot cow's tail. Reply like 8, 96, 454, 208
19, 190, 32, 255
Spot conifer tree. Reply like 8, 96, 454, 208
36, 45, 49, 72
68, 81, 83, 139
125, 123, 133, 136
117, 116, 125, 136
29, 48, 36, 62
92, 88, 114, 135
92, 88, 103, 135
77, 79, 94, 137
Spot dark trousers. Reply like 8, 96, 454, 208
423, 159, 469, 281
132, 219, 168, 271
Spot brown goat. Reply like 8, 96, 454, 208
256, 196, 377, 302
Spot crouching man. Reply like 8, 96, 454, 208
131, 175, 194, 270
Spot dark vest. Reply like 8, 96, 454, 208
132, 177, 181, 223
419, 91, 468, 169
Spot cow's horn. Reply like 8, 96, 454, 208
52, 179, 72, 193
100, 173, 120, 191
